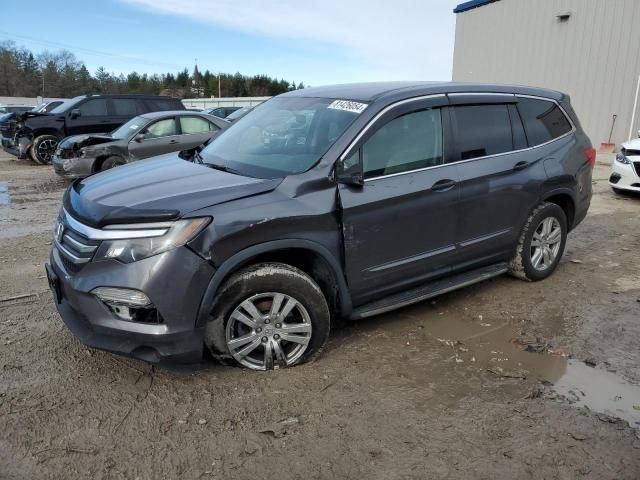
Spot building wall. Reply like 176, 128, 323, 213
453, 0, 640, 148
182, 97, 270, 109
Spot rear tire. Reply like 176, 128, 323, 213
205, 263, 330, 370
30, 134, 59, 165
100, 156, 126, 171
509, 202, 567, 281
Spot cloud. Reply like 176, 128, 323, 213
123, 0, 459, 81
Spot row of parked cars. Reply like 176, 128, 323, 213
0, 95, 253, 177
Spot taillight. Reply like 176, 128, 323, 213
585, 148, 596, 168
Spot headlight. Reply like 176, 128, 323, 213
94, 217, 210, 263
616, 152, 631, 164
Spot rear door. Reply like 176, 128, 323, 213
449, 94, 543, 268
127, 116, 179, 159
66, 98, 111, 135
178, 115, 220, 149
338, 96, 460, 305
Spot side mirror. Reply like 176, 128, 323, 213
335, 153, 364, 187
70, 108, 81, 119
134, 133, 145, 143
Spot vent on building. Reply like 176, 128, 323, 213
556, 11, 572, 22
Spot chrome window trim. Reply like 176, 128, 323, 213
348, 92, 576, 183
448, 92, 516, 98
63, 210, 169, 240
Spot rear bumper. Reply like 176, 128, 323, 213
48, 243, 216, 364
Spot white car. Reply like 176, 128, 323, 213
610, 138, 640, 193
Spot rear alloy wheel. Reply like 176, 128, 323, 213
31, 135, 59, 165
509, 202, 567, 281
205, 263, 330, 370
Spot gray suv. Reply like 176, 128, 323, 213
45, 82, 594, 370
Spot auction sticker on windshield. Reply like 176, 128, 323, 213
328, 100, 368, 114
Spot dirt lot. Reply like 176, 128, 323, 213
1, 151, 639, 479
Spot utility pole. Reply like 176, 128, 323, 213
42, 72, 45, 98
218, 73, 221, 99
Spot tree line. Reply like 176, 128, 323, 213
0, 41, 305, 99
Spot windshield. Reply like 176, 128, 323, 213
110, 115, 146, 139
200, 97, 364, 178
49, 96, 85, 114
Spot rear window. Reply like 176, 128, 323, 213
453, 105, 513, 160
517, 98, 572, 146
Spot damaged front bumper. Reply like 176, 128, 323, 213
52, 153, 95, 178
1, 135, 32, 159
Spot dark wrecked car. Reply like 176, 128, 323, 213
0, 101, 65, 145
46, 82, 594, 371
1, 94, 184, 165
52, 111, 229, 178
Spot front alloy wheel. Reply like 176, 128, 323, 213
205, 263, 331, 370
226, 292, 312, 370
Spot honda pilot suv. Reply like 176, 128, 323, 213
46, 82, 594, 370
2, 94, 184, 164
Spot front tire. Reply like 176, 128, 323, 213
205, 263, 331, 370
99, 156, 126, 171
509, 202, 567, 281
30, 135, 59, 165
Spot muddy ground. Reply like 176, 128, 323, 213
1, 151, 639, 479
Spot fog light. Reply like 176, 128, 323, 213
91, 287, 150, 307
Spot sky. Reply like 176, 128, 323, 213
0, 0, 461, 86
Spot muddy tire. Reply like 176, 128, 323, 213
509, 202, 567, 282
30, 135, 59, 165
205, 263, 330, 370
99, 156, 126, 171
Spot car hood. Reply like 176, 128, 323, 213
64, 154, 283, 227
621, 138, 640, 153
58, 134, 116, 151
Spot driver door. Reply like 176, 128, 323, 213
338, 96, 459, 305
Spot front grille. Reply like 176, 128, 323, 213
634, 162, 640, 177
55, 226, 101, 275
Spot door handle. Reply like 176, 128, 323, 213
513, 161, 529, 171
169, 139, 179, 144
431, 179, 457, 192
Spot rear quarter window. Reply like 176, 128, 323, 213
517, 98, 572, 146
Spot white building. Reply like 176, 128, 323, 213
452, 0, 640, 148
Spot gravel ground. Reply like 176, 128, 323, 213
1, 152, 639, 479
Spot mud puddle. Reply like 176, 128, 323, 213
0, 177, 67, 204
554, 360, 640, 428
398, 303, 640, 427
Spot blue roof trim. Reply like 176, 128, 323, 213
454, 0, 500, 13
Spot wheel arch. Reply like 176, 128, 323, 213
541, 189, 576, 229
195, 239, 352, 328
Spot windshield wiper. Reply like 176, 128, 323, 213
203, 162, 245, 176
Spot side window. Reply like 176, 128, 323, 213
362, 109, 443, 179
453, 105, 513, 160
142, 118, 177, 138
146, 99, 181, 111
78, 99, 108, 117
517, 98, 572, 146
112, 99, 138, 116
180, 116, 218, 134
